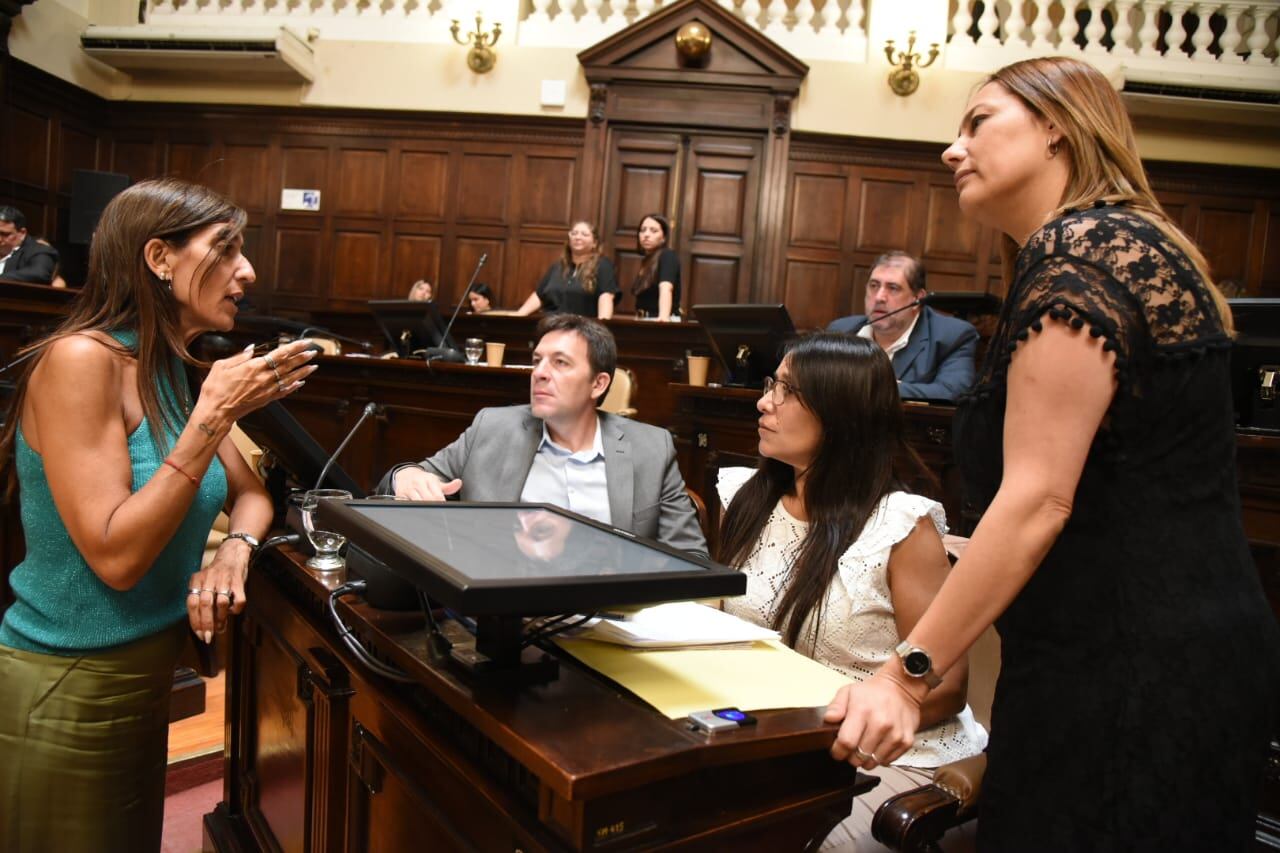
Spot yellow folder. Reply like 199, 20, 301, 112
555, 637, 853, 720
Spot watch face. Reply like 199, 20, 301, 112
904, 649, 931, 677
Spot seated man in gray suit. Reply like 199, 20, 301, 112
380, 313, 708, 556
827, 251, 978, 402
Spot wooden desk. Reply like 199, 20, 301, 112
205, 545, 876, 851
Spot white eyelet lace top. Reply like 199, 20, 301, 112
718, 467, 988, 768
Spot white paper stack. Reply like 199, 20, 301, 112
574, 602, 779, 649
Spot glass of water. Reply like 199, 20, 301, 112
464, 338, 484, 365
300, 489, 352, 571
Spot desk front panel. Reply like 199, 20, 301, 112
206, 545, 874, 852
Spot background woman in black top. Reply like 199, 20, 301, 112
516, 221, 618, 319
631, 213, 680, 321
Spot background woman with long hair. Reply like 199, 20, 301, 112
631, 213, 680, 321
0, 178, 317, 851
517, 220, 619, 319
717, 333, 986, 850
826, 57, 1279, 850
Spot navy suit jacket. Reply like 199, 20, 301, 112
0, 238, 58, 284
827, 306, 978, 402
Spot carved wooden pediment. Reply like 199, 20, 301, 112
577, 0, 808, 96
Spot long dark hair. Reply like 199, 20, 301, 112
630, 213, 670, 297
560, 220, 603, 295
716, 333, 935, 650
1, 178, 247, 493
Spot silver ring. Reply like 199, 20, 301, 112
188, 587, 201, 595
853, 747, 876, 762
263, 353, 278, 370
276, 379, 286, 393
216, 589, 231, 597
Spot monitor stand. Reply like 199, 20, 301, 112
422, 346, 466, 363
447, 615, 560, 684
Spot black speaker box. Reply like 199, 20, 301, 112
70, 170, 130, 245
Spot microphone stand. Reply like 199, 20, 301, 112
314, 402, 378, 491
299, 327, 374, 353
424, 253, 486, 364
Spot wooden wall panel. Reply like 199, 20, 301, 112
514, 241, 563, 309
456, 154, 511, 225
924, 184, 979, 260
166, 142, 217, 184
390, 234, 443, 300
396, 151, 450, 220
56, 126, 99, 194
336, 149, 387, 217
692, 170, 747, 238
281, 147, 328, 200
618, 164, 672, 229
855, 177, 914, 252
275, 228, 324, 297
688, 255, 738, 306
521, 156, 576, 227
9, 107, 50, 189
331, 231, 384, 298
787, 171, 845, 249
111, 140, 159, 182
224, 144, 272, 212
1196, 205, 1254, 285
453, 238, 504, 304
782, 260, 843, 330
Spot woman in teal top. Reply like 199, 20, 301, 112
0, 178, 319, 852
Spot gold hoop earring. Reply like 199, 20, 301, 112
1047, 139, 1060, 158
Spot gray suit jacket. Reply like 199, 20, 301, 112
378, 405, 708, 557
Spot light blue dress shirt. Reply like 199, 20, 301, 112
519, 418, 612, 525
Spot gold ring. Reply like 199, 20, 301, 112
854, 747, 875, 762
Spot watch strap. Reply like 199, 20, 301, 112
224, 531, 261, 551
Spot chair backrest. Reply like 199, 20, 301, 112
600, 366, 638, 418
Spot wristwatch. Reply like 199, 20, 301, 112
223, 531, 261, 552
894, 641, 942, 689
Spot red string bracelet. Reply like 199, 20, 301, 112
164, 458, 199, 486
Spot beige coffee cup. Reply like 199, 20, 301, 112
687, 355, 710, 387
485, 341, 506, 367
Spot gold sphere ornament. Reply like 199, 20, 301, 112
675, 22, 712, 62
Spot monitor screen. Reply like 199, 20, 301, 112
1228, 298, 1279, 340
317, 501, 744, 615
368, 299, 456, 357
236, 400, 365, 497
692, 304, 797, 388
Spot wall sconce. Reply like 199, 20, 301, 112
451, 14, 502, 74
884, 31, 938, 96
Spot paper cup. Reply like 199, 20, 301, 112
485, 341, 506, 367
687, 355, 710, 387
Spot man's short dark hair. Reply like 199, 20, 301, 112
871, 250, 926, 294
536, 314, 618, 393
0, 206, 26, 230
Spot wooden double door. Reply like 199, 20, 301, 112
603, 128, 763, 315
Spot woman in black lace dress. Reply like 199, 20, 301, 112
822, 57, 1279, 851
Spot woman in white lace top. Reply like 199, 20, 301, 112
716, 333, 986, 851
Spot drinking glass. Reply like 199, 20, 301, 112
464, 338, 484, 365
300, 489, 353, 571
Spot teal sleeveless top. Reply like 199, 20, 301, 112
0, 331, 227, 655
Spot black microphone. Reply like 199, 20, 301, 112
299, 326, 374, 353
314, 402, 378, 491
424, 253, 486, 364
851, 293, 930, 334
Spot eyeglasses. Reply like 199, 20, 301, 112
761, 376, 799, 406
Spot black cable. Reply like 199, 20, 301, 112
419, 590, 453, 662
327, 581, 417, 683
523, 613, 596, 648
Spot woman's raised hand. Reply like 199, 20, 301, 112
199, 339, 319, 422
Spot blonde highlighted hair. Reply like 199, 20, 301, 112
986, 57, 1231, 331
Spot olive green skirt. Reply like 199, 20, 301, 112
0, 622, 186, 853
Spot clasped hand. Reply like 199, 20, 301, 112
187, 538, 251, 643
200, 339, 319, 421
824, 668, 924, 771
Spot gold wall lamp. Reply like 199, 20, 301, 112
451, 14, 502, 74
884, 31, 938, 96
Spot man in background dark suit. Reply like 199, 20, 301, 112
0, 207, 59, 284
827, 251, 977, 402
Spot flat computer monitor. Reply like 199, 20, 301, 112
368, 299, 457, 357
236, 400, 365, 497
317, 501, 746, 670
1227, 298, 1279, 433
692, 304, 797, 388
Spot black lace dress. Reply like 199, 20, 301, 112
954, 206, 1280, 852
